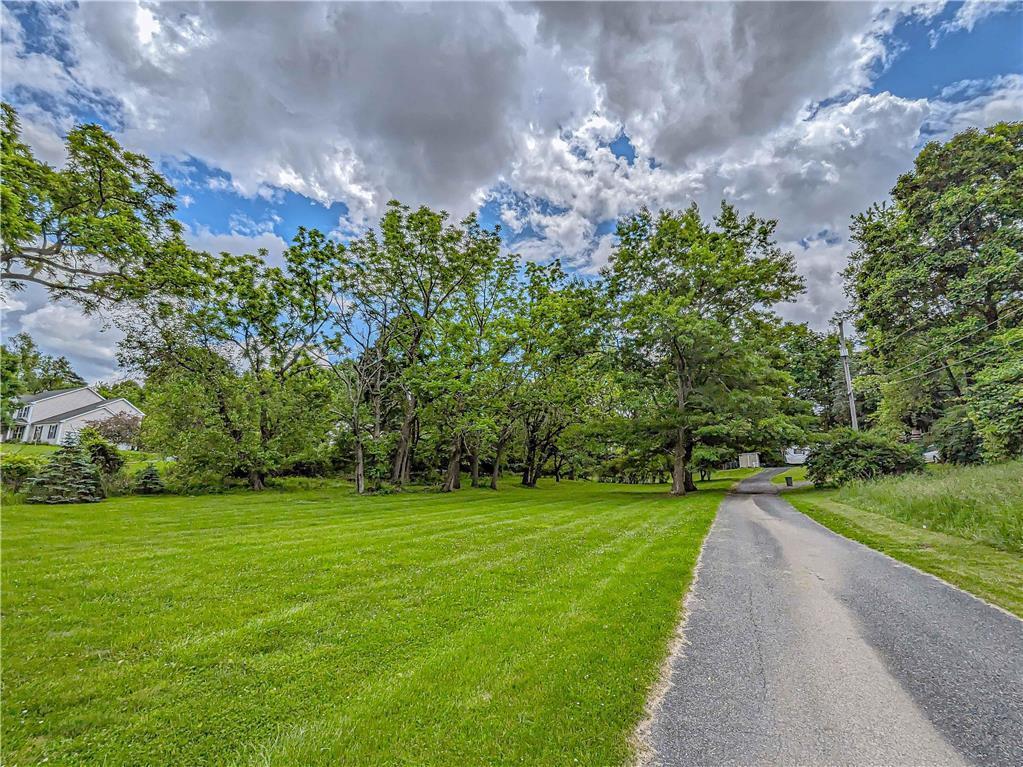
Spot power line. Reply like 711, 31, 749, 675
882, 304, 1023, 378
885, 335, 1023, 387
864, 194, 1013, 348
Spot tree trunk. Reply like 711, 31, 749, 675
469, 444, 480, 487
442, 434, 462, 492
248, 469, 266, 491
671, 430, 687, 496
521, 438, 537, 486
391, 395, 416, 484
490, 441, 504, 490
684, 469, 698, 492
354, 439, 366, 495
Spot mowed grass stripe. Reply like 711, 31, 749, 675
263, 513, 689, 766
94, 508, 672, 765
3, 490, 625, 657
2, 486, 601, 565
2, 480, 720, 766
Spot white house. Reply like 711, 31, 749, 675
784, 446, 810, 465
5, 387, 144, 446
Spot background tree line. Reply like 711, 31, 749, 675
2, 102, 1020, 494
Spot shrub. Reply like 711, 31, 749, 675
134, 464, 166, 494
0, 454, 46, 494
85, 412, 143, 450
1, 453, 46, 492
77, 427, 126, 477
806, 429, 925, 487
26, 438, 104, 504
930, 408, 982, 465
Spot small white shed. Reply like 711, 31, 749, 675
738, 452, 760, 469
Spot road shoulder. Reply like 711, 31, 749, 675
787, 489, 1023, 618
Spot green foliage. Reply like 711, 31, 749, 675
1, 103, 200, 310
134, 464, 165, 494
77, 427, 127, 477
1, 330, 86, 431
0, 341, 23, 430
604, 202, 808, 494
779, 323, 852, 429
847, 122, 1023, 434
25, 437, 105, 504
964, 329, 1023, 461
0, 453, 45, 492
930, 406, 982, 465
806, 429, 925, 487
120, 243, 334, 490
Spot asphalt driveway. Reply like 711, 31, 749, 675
643, 469, 1023, 766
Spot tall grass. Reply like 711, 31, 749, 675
836, 460, 1023, 554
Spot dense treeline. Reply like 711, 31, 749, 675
844, 122, 1023, 462
2, 103, 1020, 494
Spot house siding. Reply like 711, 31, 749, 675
28, 389, 105, 423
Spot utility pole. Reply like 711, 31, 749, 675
839, 320, 859, 431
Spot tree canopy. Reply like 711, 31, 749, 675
1, 103, 198, 310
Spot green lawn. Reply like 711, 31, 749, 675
787, 461, 1023, 616
771, 465, 808, 484
1, 477, 731, 766
1, 442, 165, 479
0, 443, 59, 458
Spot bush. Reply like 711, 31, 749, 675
134, 464, 166, 494
930, 408, 982, 465
1, 453, 46, 492
84, 412, 143, 450
77, 427, 126, 477
26, 438, 105, 504
806, 429, 925, 487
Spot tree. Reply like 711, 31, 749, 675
1, 104, 199, 310
134, 464, 165, 494
119, 240, 334, 490
605, 203, 805, 494
427, 246, 517, 492
372, 202, 495, 485
963, 328, 1023, 461
2, 332, 86, 391
311, 228, 398, 494
97, 378, 146, 409
846, 122, 1023, 435
513, 264, 601, 488
779, 324, 849, 429
0, 341, 23, 430
25, 436, 104, 504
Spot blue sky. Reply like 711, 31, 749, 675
1, 1, 1021, 380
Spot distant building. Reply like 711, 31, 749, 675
784, 446, 810, 465
4, 387, 144, 446
738, 452, 760, 469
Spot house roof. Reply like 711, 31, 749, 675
32, 401, 124, 425
18, 387, 87, 404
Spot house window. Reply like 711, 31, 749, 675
47, 425, 59, 440
14, 406, 30, 419
32, 426, 44, 442
11, 426, 25, 441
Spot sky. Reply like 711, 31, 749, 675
2, 0, 1022, 381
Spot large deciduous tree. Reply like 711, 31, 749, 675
120, 241, 334, 490
1, 103, 196, 310
605, 203, 805, 495
847, 121, 1023, 452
